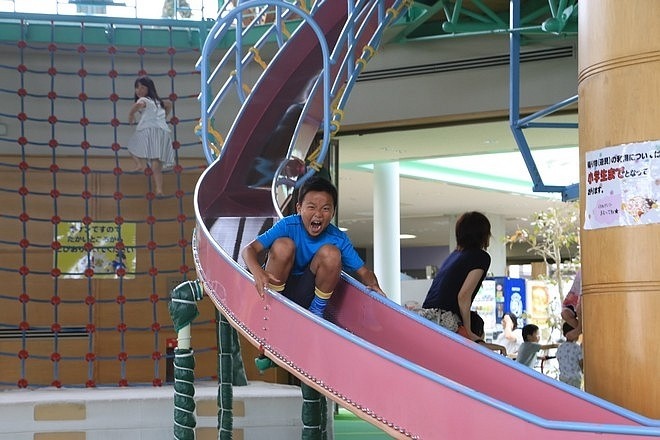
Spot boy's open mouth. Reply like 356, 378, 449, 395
310, 220, 323, 233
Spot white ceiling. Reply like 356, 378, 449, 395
334, 113, 579, 249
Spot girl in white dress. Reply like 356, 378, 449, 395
127, 76, 174, 196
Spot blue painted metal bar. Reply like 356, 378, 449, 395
509, 0, 578, 201
517, 94, 578, 126
198, 0, 332, 167
524, 122, 578, 129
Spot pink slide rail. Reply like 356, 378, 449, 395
193, 1, 660, 438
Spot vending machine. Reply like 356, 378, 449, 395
472, 278, 497, 338
472, 277, 527, 340
491, 276, 527, 325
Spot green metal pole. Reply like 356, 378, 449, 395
169, 279, 205, 440
301, 383, 327, 440
217, 312, 248, 439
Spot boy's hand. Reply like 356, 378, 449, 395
252, 269, 280, 298
367, 284, 387, 297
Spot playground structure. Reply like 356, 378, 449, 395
192, 1, 660, 438
0, 0, 658, 438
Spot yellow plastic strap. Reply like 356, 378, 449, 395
281, 23, 291, 38
306, 140, 322, 171
307, 144, 320, 162
314, 286, 332, 300
269, 283, 285, 292
308, 160, 322, 172
331, 83, 346, 110
362, 45, 375, 60
242, 83, 252, 95
387, 1, 413, 21
249, 47, 268, 70
297, 0, 309, 14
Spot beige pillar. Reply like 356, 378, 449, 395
578, 1, 660, 418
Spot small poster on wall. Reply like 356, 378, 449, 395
584, 140, 660, 230
54, 222, 137, 279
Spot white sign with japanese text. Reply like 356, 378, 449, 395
584, 140, 660, 229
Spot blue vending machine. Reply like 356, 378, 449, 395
491, 277, 527, 326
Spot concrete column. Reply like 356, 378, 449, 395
447, 214, 457, 252
486, 213, 506, 277
578, 1, 660, 417
373, 162, 401, 304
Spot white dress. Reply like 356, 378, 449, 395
127, 97, 174, 169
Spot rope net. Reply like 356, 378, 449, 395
0, 17, 219, 388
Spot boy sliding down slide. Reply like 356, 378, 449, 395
241, 175, 385, 439
241, 175, 385, 316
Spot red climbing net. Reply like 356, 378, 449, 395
0, 18, 217, 388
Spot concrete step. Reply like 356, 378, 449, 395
0, 380, 303, 440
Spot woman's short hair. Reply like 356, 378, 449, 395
455, 211, 491, 249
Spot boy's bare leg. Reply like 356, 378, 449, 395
264, 237, 295, 284
310, 244, 341, 293
307, 245, 341, 317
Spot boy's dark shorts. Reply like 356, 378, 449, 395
282, 266, 315, 309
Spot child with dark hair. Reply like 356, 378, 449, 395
470, 311, 507, 356
242, 175, 385, 439
494, 312, 522, 358
126, 75, 174, 196
420, 212, 492, 342
242, 175, 384, 316
516, 324, 558, 368
557, 322, 583, 388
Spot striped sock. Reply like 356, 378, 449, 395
308, 287, 332, 318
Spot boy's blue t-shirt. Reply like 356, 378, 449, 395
256, 214, 364, 275
516, 341, 542, 368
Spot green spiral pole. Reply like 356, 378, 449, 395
301, 383, 328, 440
217, 312, 249, 439
170, 279, 205, 440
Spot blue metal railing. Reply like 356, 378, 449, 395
509, 0, 579, 202
196, 0, 410, 182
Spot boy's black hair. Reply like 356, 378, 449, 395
562, 321, 575, 336
297, 175, 337, 208
455, 211, 491, 250
521, 323, 539, 341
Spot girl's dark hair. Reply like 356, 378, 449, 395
455, 211, 491, 250
134, 76, 165, 108
506, 312, 518, 330
297, 176, 337, 208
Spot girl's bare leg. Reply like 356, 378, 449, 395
151, 159, 164, 196
129, 153, 147, 172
